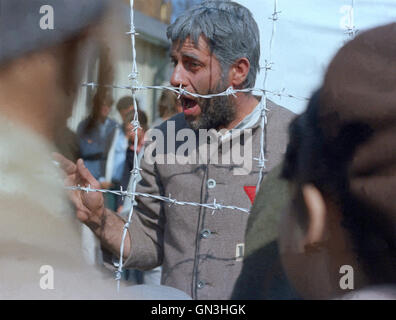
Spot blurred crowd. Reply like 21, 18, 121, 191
55, 88, 182, 285
73, 90, 180, 213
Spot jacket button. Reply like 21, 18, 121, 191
200, 229, 211, 239
197, 280, 206, 289
207, 179, 216, 189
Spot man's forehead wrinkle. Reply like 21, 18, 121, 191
172, 37, 212, 58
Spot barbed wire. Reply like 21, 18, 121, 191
79, 0, 299, 287
75, 0, 362, 290
255, 0, 280, 193
83, 0, 287, 288
82, 82, 309, 101
66, 185, 250, 214
115, 0, 140, 291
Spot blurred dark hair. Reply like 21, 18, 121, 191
116, 96, 140, 112
83, 89, 113, 135
282, 90, 396, 284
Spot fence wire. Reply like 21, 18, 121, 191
73, 0, 359, 288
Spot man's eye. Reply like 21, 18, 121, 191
186, 61, 200, 69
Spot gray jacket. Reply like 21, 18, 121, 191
124, 100, 295, 299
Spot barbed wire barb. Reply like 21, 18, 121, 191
70, 0, 341, 291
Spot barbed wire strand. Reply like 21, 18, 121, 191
66, 185, 250, 214
71, 0, 365, 292
255, 0, 280, 193
75, 1, 317, 290
69, 0, 365, 292
81, 82, 309, 102
115, 0, 140, 291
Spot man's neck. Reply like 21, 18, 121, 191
220, 93, 259, 130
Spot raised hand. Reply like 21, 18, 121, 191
53, 153, 105, 232
53, 153, 131, 257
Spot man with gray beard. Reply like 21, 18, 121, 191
184, 79, 236, 131
59, 0, 295, 299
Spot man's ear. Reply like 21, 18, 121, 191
229, 57, 250, 88
302, 184, 327, 250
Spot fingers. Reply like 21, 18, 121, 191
64, 170, 101, 224
76, 159, 101, 189
100, 181, 112, 189
64, 173, 77, 187
64, 174, 82, 203
53, 152, 76, 175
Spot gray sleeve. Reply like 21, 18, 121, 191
122, 151, 165, 271
263, 102, 296, 172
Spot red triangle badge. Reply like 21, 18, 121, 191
244, 186, 257, 205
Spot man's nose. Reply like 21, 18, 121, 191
170, 63, 188, 88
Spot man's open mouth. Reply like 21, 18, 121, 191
181, 96, 197, 110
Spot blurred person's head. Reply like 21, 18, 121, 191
0, 0, 116, 141
98, 93, 113, 119
124, 109, 148, 150
166, 0, 260, 130
84, 89, 114, 134
279, 23, 396, 299
158, 90, 180, 120
116, 96, 137, 123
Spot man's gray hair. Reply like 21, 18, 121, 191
167, 0, 260, 89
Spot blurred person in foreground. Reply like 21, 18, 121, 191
231, 161, 299, 299
0, 0, 123, 299
57, 0, 295, 299
280, 23, 396, 299
54, 126, 81, 163
0, 0, 189, 299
